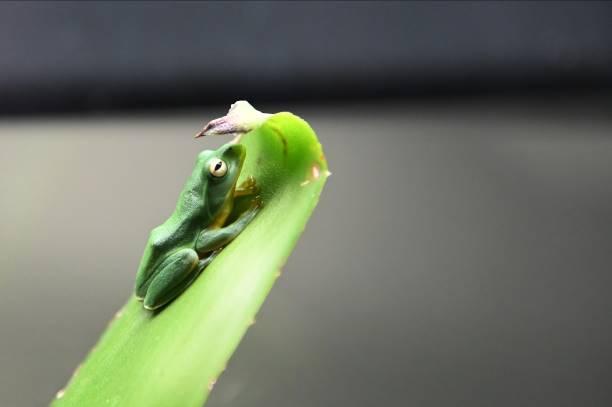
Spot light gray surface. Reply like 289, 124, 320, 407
1, 100, 612, 406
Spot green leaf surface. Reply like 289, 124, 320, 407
52, 111, 328, 407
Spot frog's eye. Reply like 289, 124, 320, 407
209, 158, 228, 177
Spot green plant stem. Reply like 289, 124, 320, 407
51, 111, 328, 407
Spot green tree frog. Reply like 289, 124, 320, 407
134, 142, 260, 310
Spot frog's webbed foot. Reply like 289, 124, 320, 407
195, 201, 262, 256
250, 194, 263, 209
234, 175, 259, 197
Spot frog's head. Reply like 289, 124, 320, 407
201, 143, 246, 217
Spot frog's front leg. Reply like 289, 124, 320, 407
196, 205, 260, 255
142, 248, 202, 310
234, 175, 258, 197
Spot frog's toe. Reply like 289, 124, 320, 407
252, 194, 264, 208
143, 301, 162, 311
243, 175, 257, 188
134, 280, 151, 301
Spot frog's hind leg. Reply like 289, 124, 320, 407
143, 248, 200, 311
135, 253, 182, 301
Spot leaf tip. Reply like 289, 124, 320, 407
197, 101, 271, 138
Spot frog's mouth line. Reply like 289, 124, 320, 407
208, 156, 247, 229
229, 171, 241, 196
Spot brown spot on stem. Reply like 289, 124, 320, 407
311, 165, 320, 180
301, 164, 322, 186
280, 135, 288, 157
269, 125, 288, 157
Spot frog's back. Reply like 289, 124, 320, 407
143, 150, 215, 263
149, 215, 201, 254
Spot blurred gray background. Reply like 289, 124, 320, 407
1, 2, 612, 407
